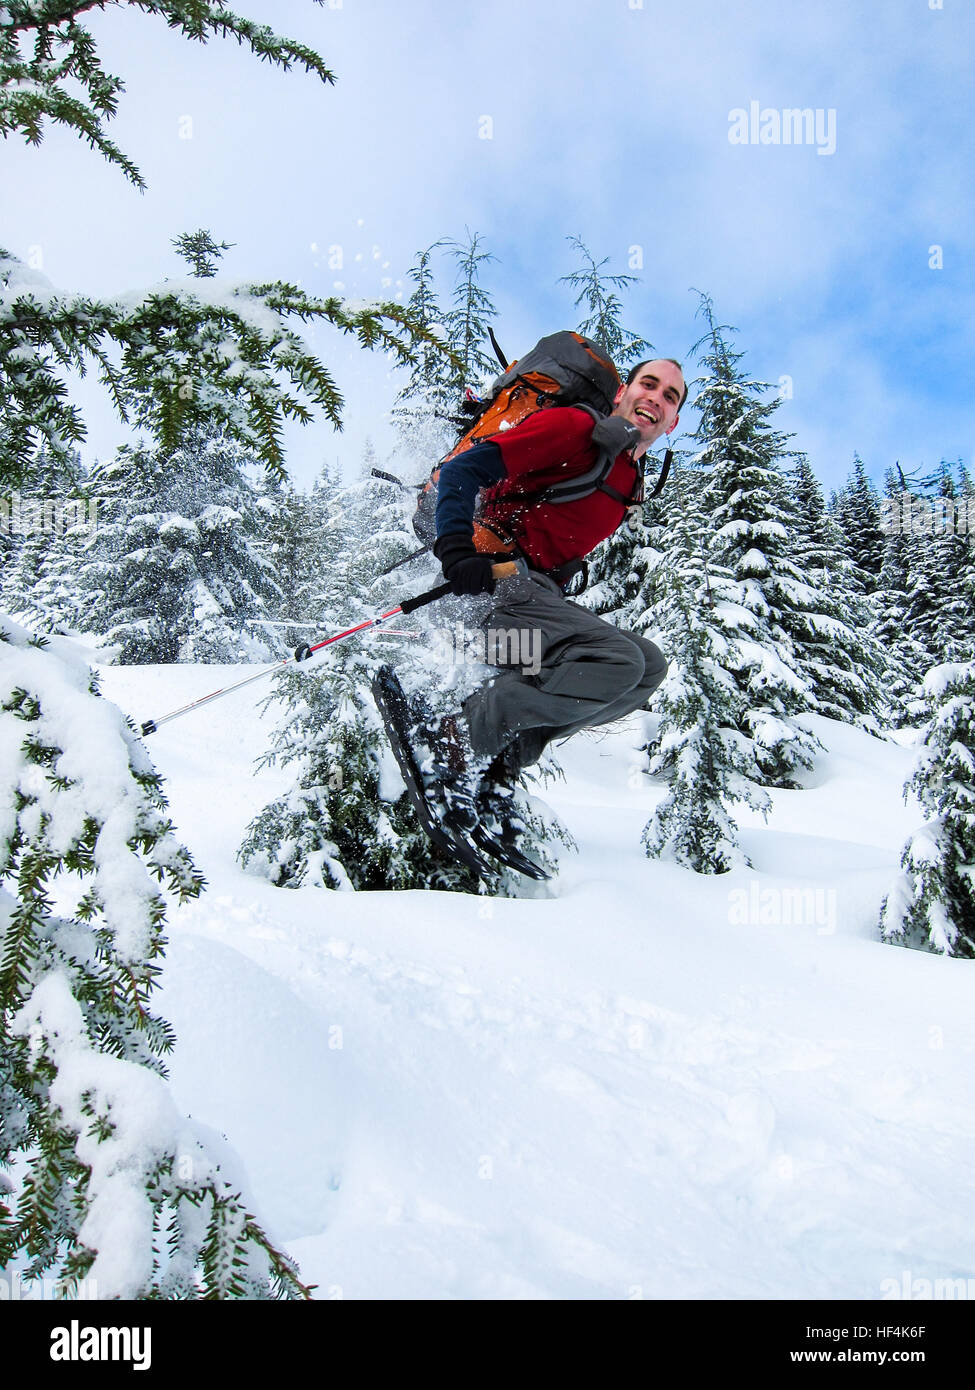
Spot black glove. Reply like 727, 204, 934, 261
433, 534, 497, 597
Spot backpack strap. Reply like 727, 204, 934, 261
646, 449, 672, 499
498, 410, 645, 508
487, 326, 509, 370
537, 415, 672, 505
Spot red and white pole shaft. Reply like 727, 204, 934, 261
139, 562, 517, 737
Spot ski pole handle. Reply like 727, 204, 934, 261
398, 561, 519, 614
398, 580, 452, 614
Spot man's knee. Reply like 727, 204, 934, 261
617, 633, 667, 698
642, 642, 668, 693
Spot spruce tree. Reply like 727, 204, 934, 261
390, 241, 457, 471
831, 454, 886, 592
251, 474, 329, 656
0, 618, 309, 1297
558, 235, 652, 367
690, 295, 820, 787
73, 431, 285, 663
880, 659, 975, 957
785, 455, 891, 728
444, 229, 500, 410
874, 468, 934, 724
584, 448, 679, 621
0, 446, 90, 633
641, 491, 771, 872
957, 462, 975, 552
900, 464, 975, 668
239, 471, 474, 892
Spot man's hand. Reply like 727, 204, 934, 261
433, 534, 497, 597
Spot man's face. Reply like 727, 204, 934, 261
611, 360, 684, 453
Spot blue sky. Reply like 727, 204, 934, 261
3, 0, 972, 495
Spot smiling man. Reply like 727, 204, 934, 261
422, 353, 686, 831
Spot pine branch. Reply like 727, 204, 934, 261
1, 250, 446, 484
1, 2, 336, 188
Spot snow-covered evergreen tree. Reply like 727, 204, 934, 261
690, 296, 820, 787
831, 454, 886, 592
957, 461, 975, 556
0, 618, 309, 1297
900, 464, 975, 669
641, 489, 771, 873
73, 431, 285, 663
558, 235, 652, 367
444, 229, 500, 409
785, 455, 891, 728
874, 469, 937, 725
880, 660, 975, 957
239, 471, 476, 891
583, 505, 647, 619
251, 474, 332, 656
391, 241, 456, 471
0, 446, 90, 633
583, 447, 680, 620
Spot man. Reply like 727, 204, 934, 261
423, 357, 686, 827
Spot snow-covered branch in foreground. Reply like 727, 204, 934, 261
0, 616, 310, 1296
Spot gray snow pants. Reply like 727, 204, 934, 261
459, 570, 668, 774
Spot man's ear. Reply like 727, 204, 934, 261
666, 414, 680, 435
612, 384, 625, 407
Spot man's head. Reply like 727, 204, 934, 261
611, 358, 685, 455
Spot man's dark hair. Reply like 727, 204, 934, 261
625, 358, 688, 410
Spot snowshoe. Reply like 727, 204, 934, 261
413, 709, 483, 834
471, 769, 550, 882
372, 665, 549, 881
371, 665, 497, 878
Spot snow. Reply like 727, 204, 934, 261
82, 656, 975, 1300
923, 662, 971, 698
0, 617, 172, 962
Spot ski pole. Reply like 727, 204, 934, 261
139, 561, 518, 737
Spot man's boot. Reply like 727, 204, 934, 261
415, 710, 487, 833
476, 740, 527, 842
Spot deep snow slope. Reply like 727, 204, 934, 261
98, 660, 975, 1301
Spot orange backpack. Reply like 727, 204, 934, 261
412, 330, 622, 551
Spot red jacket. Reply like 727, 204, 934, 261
479, 408, 641, 572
